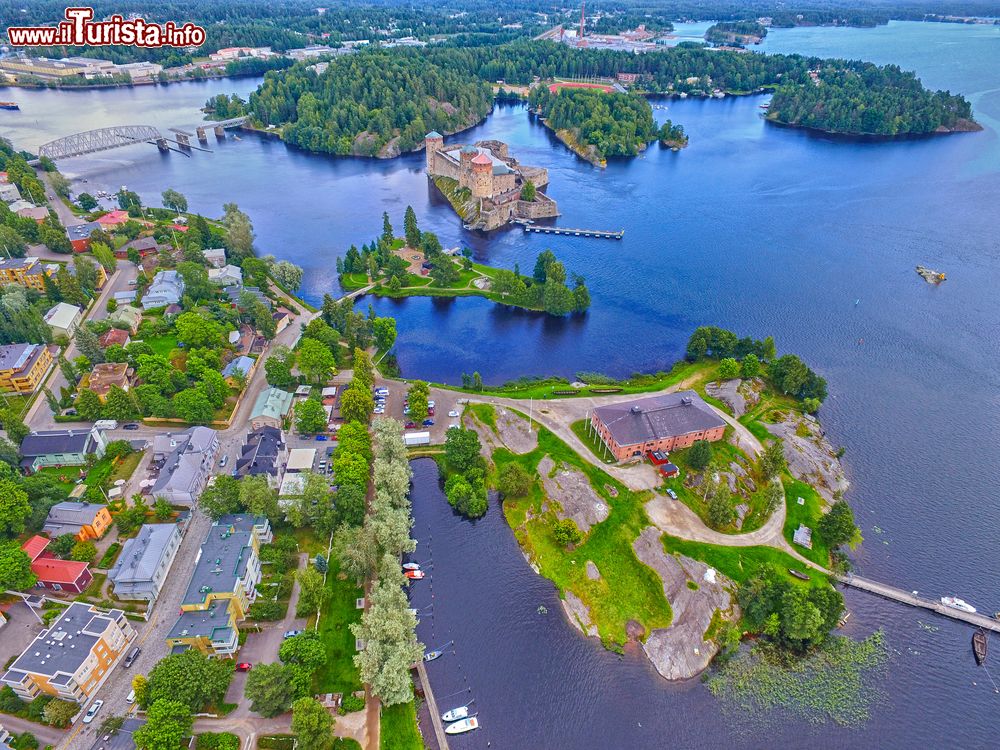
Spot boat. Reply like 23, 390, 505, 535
973, 628, 988, 665
402, 562, 421, 571
404, 569, 425, 580
941, 596, 976, 614
441, 705, 469, 722
0, 102, 19, 111
423, 649, 442, 662
444, 717, 479, 735
788, 568, 810, 581
915, 265, 946, 284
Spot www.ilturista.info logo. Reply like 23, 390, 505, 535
7, 7, 206, 48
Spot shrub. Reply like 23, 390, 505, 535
687, 440, 713, 470
552, 518, 583, 547
248, 600, 285, 621
196, 733, 240, 750
339, 694, 365, 714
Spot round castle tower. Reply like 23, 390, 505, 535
470, 152, 493, 199
424, 131, 444, 173
458, 145, 477, 189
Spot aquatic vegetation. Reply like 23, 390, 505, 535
707, 631, 889, 726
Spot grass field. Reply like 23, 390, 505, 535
661, 534, 829, 587
144, 334, 178, 357
312, 563, 363, 695
569, 419, 615, 464
379, 700, 423, 750
782, 476, 831, 567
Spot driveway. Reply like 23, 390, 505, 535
0, 601, 47, 669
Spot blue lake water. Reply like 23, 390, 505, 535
4, 20, 1000, 747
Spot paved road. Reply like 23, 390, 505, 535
39, 173, 83, 228
0, 713, 65, 746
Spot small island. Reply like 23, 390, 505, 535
705, 20, 768, 47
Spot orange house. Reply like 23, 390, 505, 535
42, 501, 113, 541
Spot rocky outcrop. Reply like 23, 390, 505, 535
705, 377, 764, 418
562, 591, 598, 637
537, 455, 609, 534
633, 527, 737, 680
765, 412, 849, 502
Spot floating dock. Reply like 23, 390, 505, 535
523, 225, 624, 239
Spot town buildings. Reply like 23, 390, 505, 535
20, 427, 108, 473
424, 134, 558, 230
235, 426, 286, 486
0, 343, 53, 393
203, 248, 227, 268
108, 523, 182, 603
249, 387, 294, 430
43, 302, 82, 338
590, 391, 727, 461
0, 257, 53, 291
42, 501, 113, 541
86, 362, 133, 400
165, 514, 272, 656
150, 427, 220, 506
141, 270, 185, 309
208, 264, 243, 286
21, 535, 93, 593
1, 602, 135, 703
108, 304, 142, 334
221, 355, 255, 383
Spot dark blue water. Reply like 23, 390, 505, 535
5, 21, 1000, 746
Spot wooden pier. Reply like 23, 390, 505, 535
415, 660, 450, 750
523, 225, 624, 239
836, 573, 1000, 632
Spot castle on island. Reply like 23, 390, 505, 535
424, 131, 559, 231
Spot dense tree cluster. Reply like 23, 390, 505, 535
529, 87, 658, 158
443, 427, 488, 518
738, 570, 845, 651
250, 50, 493, 156
490, 250, 590, 315
705, 20, 768, 45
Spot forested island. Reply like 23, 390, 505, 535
705, 20, 768, 45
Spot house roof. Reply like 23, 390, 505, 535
222, 356, 254, 379
20, 429, 97, 458
108, 305, 142, 328
0, 343, 44, 373
87, 362, 131, 395
182, 514, 266, 604
236, 426, 284, 477
43, 303, 81, 330
425, 130, 443, 139
21, 535, 50, 562
44, 501, 106, 528
471, 152, 492, 165
167, 599, 234, 643
593, 391, 727, 447
66, 222, 101, 241
109, 524, 179, 585
31, 556, 90, 584
151, 427, 218, 501
250, 387, 293, 421
99, 328, 130, 348
96, 210, 130, 226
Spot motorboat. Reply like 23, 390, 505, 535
423, 649, 442, 662
445, 717, 479, 735
941, 596, 976, 614
405, 569, 425, 580
441, 705, 469, 723
402, 562, 421, 571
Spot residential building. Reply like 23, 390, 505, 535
224, 285, 271, 309
108, 524, 182, 602
207, 264, 243, 286
66, 222, 102, 253
140, 270, 184, 310
86, 362, 133, 400
98, 328, 131, 349
108, 304, 142, 334
116, 236, 164, 260
590, 391, 727, 461
1, 601, 135, 703
221, 355, 254, 383
235, 426, 286, 485
248, 387, 293, 430
0, 343, 53, 393
0, 183, 20, 202
203, 248, 226, 268
272, 311, 290, 334
0, 257, 53, 292
21, 535, 93, 593
166, 514, 272, 656
43, 302, 82, 338
112, 291, 137, 305
42, 502, 113, 541
20, 428, 108, 473
150, 426, 220, 505
17, 206, 50, 223
95, 210, 130, 228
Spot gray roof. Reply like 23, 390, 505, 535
167, 599, 234, 643
151, 426, 218, 502
2, 602, 125, 680
109, 524, 180, 585
141, 270, 185, 308
0, 343, 45, 373
42, 502, 106, 533
224, 285, 271, 309
236, 426, 284, 478
182, 514, 265, 605
593, 390, 727, 447
20, 428, 97, 458
222, 356, 254, 379
66, 222, 101, 241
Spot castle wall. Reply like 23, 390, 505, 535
520, 166, 549, 189
494, 173, 517, 194
515, 195, 560, 220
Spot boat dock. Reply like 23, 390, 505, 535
523, 225, 624, 239
415, 659, 451, 750
836, 573, 1000, 632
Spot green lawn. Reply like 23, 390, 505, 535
569, 419, 615, 464
496, 420, 673, 647
379, 700, 423, 750
144, 334, 178, 357
340, 273, 370, 291
661, 534, 828, 587
782, 476, 831, 567
32, 467, 79, 494
464, 402, 496, 429
313, 563, 363, 695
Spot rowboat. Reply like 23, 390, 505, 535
788, 569, 810, 581
973, 628, 988, 666
445, 717, 479, 735
441, 705, 469, 722
423, 649, 442, 662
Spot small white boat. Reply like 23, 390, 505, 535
423, 649, 442, 662
941, 596, 977, 614
402, 562, 421, 571
441, 706, 469, 723
445, 717, 479, 735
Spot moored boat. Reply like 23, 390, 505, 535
405, 569, 425, 580
423, 649, 442, 662
941, 596, 976, 614
0, 102, 19, 111
973, 629, 988, 665
402, 562, 421, 571
441, 705, 469, 722
445, 717, 479, 735
788, 568, 810, 581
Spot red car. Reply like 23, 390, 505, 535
405, 422, 417, 429
235, 662, 253, 672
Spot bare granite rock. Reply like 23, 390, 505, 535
705, 378, 745, 417
537, 455, 610, 533
765, 413, 849, 502
586, 561, 601, 581
562, 591, 598, 637
633, 527, 737, 681
464, 404, 538, 456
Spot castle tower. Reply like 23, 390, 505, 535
470, 152, 493, 199
458, 145, 477, 189
424, 131, 444, 173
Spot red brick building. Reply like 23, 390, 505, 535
589, 391, 727, 462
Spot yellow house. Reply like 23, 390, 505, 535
0, 257, 53, 291
0, 602, 135, 703
166, 514, 272, 656
0, 343, 53, 393
42, 501, 114, 541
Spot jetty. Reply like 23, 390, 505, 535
523, 224, 624, 239
415, 659, 451, 750
836, 573, 1000, 632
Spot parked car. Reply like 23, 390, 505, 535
422, 419, 434, 426
82, 700, 103, 724
666, 488, 678, 500
235, 662, 253, 672
219, 455, 229, 467
283, 629, 304, 639
448, 410, 459, 418
315, 435, 328, 441
126, 690, 136, 704
428, 401, 436, 408
449, 423, 459, 430
123, 646, 140, 667
404, 422, 417, 429
123, 423, 140, 430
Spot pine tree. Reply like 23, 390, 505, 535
381, 212, 394, 245
75, 326, 104, 364
403, 205, 420, 248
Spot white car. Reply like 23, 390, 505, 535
449, 423, 459, 430
448, 410, 459, 418
126, 690, 136, 704
82, 699, 103, 724
428, 401, 436, 408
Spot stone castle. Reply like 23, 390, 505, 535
424, 132, 559, 231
